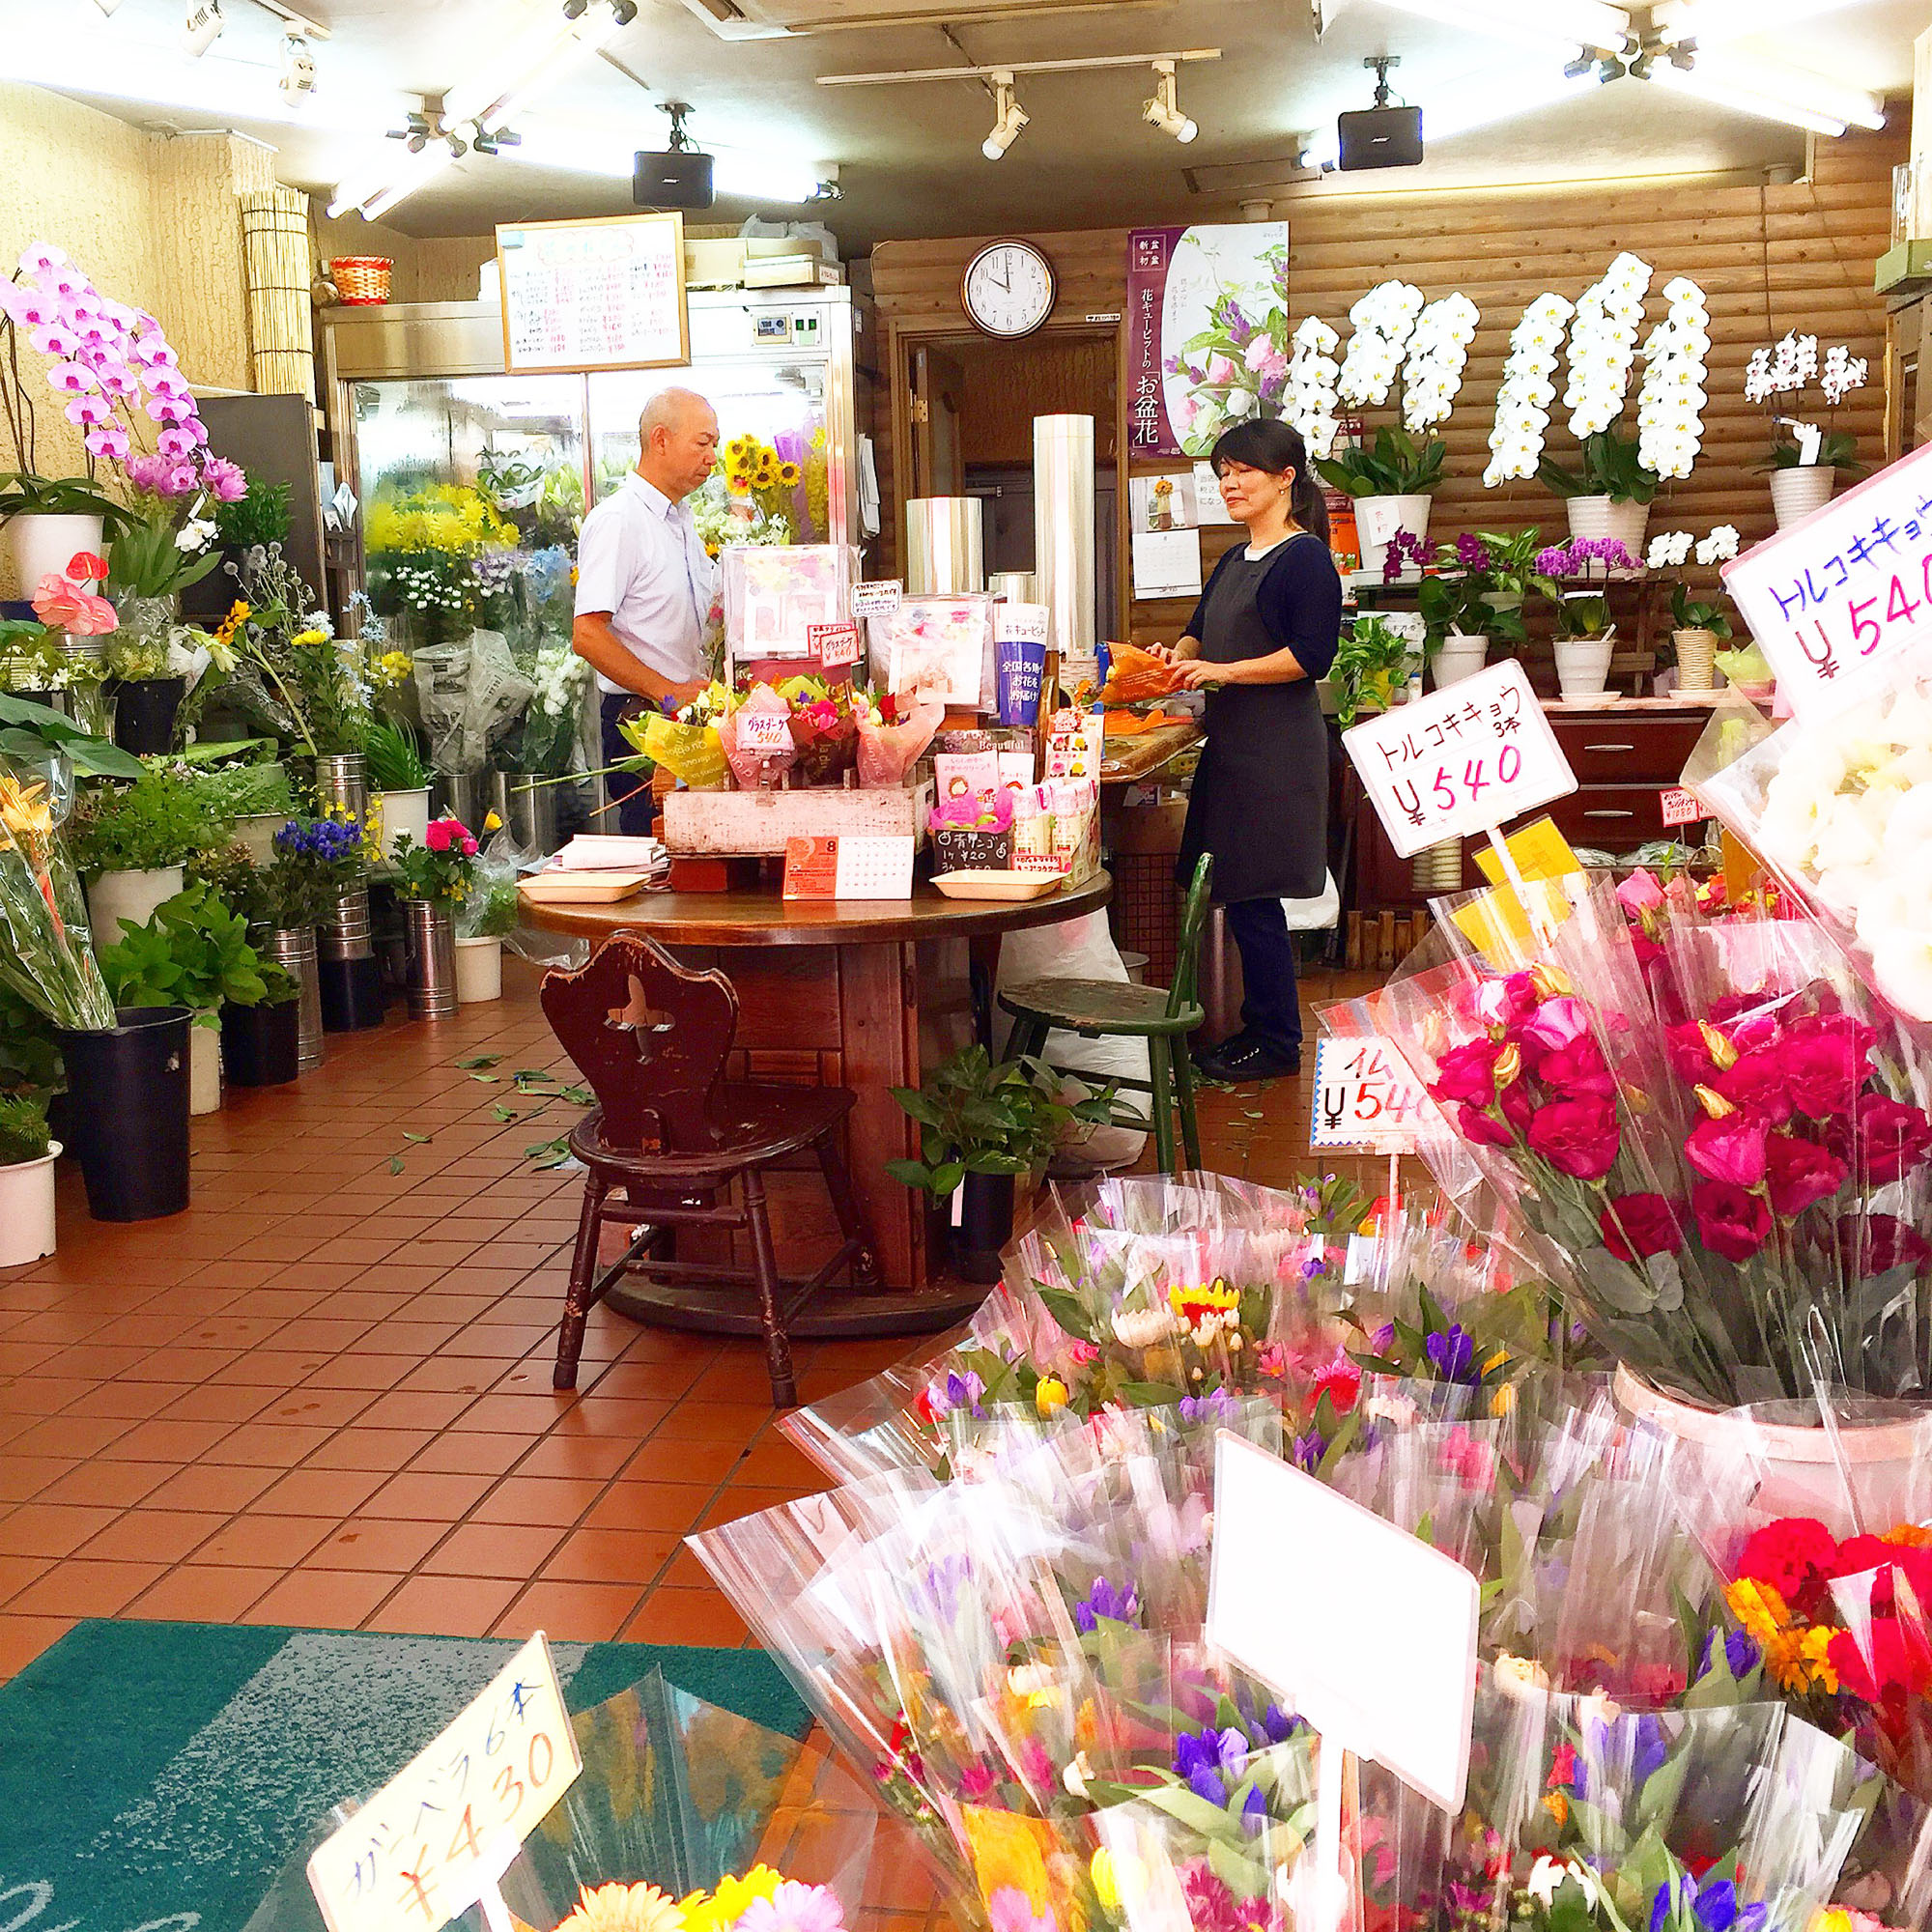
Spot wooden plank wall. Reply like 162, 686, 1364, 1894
869, 124, 1905, 651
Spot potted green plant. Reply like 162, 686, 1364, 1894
1326, 615, 1423, 726
1746, 333, 1869, 527
1643, 527, 1740, 694
97, 880, 282, 1113
391, 815, 478, 1020
1537, 429, 1657, 558
363, 717, 435, 858
0, 1090, 59, 1266
260, 816, 368, 1067
70, 767, 218, 944
1763, 428, 1864, 528
1416, 530, 1537, 688
175, 748, 296, 861
1531, 536, 1637, 700
887, 1046, 1114, 1283
0, 473, 128, 592
454, 871, 518, 1005
1315, 428, 1446, 579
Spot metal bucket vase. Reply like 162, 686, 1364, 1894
265, 927, 325, 1070
432, 770, 492, 832
403, 898, 458, 1020
504, 775, 560, 854
311, 751, 369, 824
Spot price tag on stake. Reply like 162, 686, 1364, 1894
306, 1632, 581, 1932
1309, 1034, 1429, 1152
1661, 786, 1702, 828
808, 621, 860, 668
738, 709, 793, 755
1722, 440, 1932, 726
851, 580, 902, 620
1342, 658, 1577, 860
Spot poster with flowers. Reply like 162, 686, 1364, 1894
1125, 225, 1291, 459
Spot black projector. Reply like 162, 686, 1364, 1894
1337, 103, 1423, 170
634, 148, 715, 209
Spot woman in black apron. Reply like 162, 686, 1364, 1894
1161, 418, 1341, 1083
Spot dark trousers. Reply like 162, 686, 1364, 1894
1225, 895, 1301, 1054
600, 692, 655, 837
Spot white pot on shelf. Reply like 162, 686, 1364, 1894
1432, 632, 1491, 688
1770, 465, 1835, 528
6, 513, 104, 591
372, 786, 432, 859
189, 1012, 223, 1115
454, 934, 503, 1004
1353, 493, 1433, 579
86, 865, 184, 949
0, 1142, 60, 1266
1553, 634, 1617, 700
1564, 496, 1649, 560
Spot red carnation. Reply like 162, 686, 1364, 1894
1686, 1114, 1770, 1189
1736, 1516, 1839, 1604
1526, 1095, 1620, 1180
1599, 1193, 1686, 1264
1538, 1035, 1616, 1099
1690, 1180, 1772, 1262
1764, 1134, 1847, 1219
1780, 1013, 1877, 1120
1714, 1049, 1795, 1126
1432, 1038, 1503, 1108
1311, 1362, 1361, 1415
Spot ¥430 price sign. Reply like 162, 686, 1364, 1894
1341, 659, 1577, 861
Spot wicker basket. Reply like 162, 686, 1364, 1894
329, 257, 392, 304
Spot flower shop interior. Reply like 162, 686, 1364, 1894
10, 0, 1932, 1927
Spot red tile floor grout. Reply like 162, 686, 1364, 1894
0, 955, 1390, 1682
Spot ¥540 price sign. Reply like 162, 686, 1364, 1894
307, 1633, 581, 1932
1310, 1034, 1428, 1151
1342, 659, 1577, 861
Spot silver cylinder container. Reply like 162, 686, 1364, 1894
504, 776, 560, 855
987, 570, 1037, 604
321, 882, 375, 963
905, 497, 985, 594
312, 751, 368, 823
432, 770, 493, 832
403, 898, 458, 1021
265, 926, 325, 1070
1033, 414, 1095, 660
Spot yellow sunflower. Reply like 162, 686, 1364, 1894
776, 459, 801, 488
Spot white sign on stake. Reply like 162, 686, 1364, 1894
1310, 1034, 1428, 1152
1207, 1434, 1479, 1932
1342, 658, 1577, 861
1722, 440, 1932, 726
307, 1633, 581, 1932
1660, 786, 1702, 828
851, 580, 903, 620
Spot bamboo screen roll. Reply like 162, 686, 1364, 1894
240, 186, 316, 402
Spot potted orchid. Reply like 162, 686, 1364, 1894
1531, 536, 1636, 700
1417, 529, 1538, 687
1747, 332, 1869, 527
1643, 527, 1740, 694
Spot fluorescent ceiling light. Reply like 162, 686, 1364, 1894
1296, 65, 1599, 169
1645, 59, 1848, 134
1651, 0, 1862, 45
443, 0, 629, 131
355, 141, 460, 221
1690, 52, 1885, 129
1369, 0, 1630, 53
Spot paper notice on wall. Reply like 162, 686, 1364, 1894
1131, 529, 1204, 601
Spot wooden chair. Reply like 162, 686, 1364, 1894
998, 855, 1213, 1175
539, 932, 879, 1406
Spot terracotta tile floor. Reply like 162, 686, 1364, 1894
0, 954, 1385, 1684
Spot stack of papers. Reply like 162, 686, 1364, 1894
519, 833, 669, 907
552, 835, 667, 871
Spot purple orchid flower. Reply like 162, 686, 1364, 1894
1179, 1388, 1239, 1426
1073, 1575, 1140, 1633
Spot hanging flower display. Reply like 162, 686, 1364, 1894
1634, 274, 1711, 482
1284, 317, 1341, 459
1335, 279, 1423, 408
1562, 251, 1652, 440
1484, 293, 1574, 487
1400, 293, 1480, 434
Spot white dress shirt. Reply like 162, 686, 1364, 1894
574, 471, 719, 696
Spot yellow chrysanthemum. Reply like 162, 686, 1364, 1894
291, 629, 327, 648
680, 1867, 782, 1932
1543, 1791, 1569, 1827
555, 1882, 687, 1932
1723, 1577, 1790, 1648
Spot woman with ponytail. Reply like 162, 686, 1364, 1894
1157, 416, 1341, 1082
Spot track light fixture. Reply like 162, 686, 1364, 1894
280, 32, 315, 103
1142, 58, 1198, 142
181, 0, 223, 58
980, 70, 1028, 159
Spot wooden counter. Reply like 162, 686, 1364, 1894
523, 872, 1112, 1334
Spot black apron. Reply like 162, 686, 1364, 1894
1176, 534, 1331, 905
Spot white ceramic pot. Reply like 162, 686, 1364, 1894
0, 1141, 60, 1265
1673, 628, 1719, 694
1553, 635, 1616, 700
1354, 493, 1433, 580
189, 1013, 223, 1115
374, 786, 432, 859
232, 812, 287, 867
454, 934, 503, 1004
1432, 632, 1491, 689
1770, 465, 1835, 528
1565, 495, 1649, 561
7, 512, 104, 592
86, 865, 184, 949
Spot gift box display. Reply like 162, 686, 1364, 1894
867, 596, 993, 707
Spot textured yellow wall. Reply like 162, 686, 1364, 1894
0, 84, 266, 591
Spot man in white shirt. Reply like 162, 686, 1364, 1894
573, 385, 722, 834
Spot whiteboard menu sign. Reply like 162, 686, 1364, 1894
497, 213, 690, 375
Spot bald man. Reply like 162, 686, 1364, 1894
573, 385, 722, 835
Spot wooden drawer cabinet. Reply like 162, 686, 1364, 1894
1548, 713, 1710, 782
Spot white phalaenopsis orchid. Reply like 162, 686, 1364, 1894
1401, 293, 1480, 433
1693, 525, 1739, 566
1286, 316, 1342, 458
1822, 344, 1870, 406
1635, 275, 1709, 481
1337, 280, 1423, 408
1647, 531, 1692, 569
1485, 292, 1574, 486
1563, 252, 1653, 440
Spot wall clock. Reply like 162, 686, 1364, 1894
961, 238, 1057, 340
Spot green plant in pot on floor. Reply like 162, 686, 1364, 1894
0, 1089, 59, 1267
390, 814, 479, 1020
888, 1045, 1115, 1284
70, 764, 218, 945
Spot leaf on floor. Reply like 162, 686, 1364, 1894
387, 1152, 404, 1174
526, 1133, 573, 1168
456, 1054, 503, 1069
469, 1071, 501, 1083
1244, 1110, 1265, 1120
402, 1131, 432, 1145
490, 1104, 520, 1122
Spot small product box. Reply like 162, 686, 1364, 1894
724, 545, 858, 665
868, 595, 994, 708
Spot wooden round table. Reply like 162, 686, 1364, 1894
524, 871, 1112, 1337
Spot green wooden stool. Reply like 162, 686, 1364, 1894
999, 855, 1214, 1175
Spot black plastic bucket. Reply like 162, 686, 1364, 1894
319, 954, 387, 1031
108, 677, 185, 754
221, 998, 301, 1088
55, 1007, 191, 1220
952, 1170, 1016, 1284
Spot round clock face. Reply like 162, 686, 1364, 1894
962, 241, 1056, 339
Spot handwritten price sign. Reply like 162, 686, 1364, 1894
1310, 1035, 1429, 1151
307, 1633, 581, 1932
1723, 440, 1932, 725
1342, 659, 1577, 860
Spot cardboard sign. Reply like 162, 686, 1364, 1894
1721, 440, 1932, 725
737, 709, 793, 755
1310, 1035, 1427, 1151
1661, 785, 1702, 828
1343, 659, 1577, 861
1355, 497, 1402, 548
851, 579, 902, 620
306, 1633, 581, 1932
809, 621, 860, 669
1207, 1433, 1479, 1816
